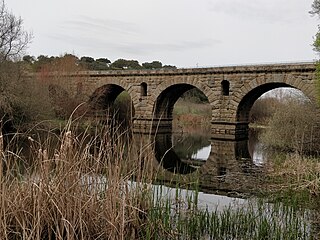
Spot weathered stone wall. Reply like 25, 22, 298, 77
26, 62, 317, 140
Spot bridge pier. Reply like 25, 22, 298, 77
133, 118, 249, 140
211, 122, 249, 140
133, 118, 173, 134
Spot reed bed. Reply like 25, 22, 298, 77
0, 122, 156, 239
266, 153, 320, 196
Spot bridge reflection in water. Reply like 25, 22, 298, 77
145, 129, 267, 193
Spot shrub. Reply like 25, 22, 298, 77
260, 97, 320, 154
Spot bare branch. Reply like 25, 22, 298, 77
0, 0, 32, 61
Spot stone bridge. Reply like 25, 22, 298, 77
31, 62, 317, 140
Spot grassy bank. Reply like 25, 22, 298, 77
173, 99, 211, 130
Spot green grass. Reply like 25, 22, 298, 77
141, 184, 312, 239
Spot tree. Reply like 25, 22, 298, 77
96, 58, 111, 65
80, 56, 95, 63
22, 54, 35, 64
0, 1, 55, 132
0, 0, 33, 130
142, 61, 162, 69
311, 1, 320, 52
311, 0, 320, 16
110, 59, 142, 69
0, 0, 32, 61
311, 0, 320, 104
163, 65, 177, 69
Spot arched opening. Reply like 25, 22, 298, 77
154, 84, 194, 119
88, 84, 135, 129
221, 80, 230, 96
152, 84, 211, 173
237, 83, 291, 123
238, 84, 319, 165
140, 82, 147, 97
154, 84, 210, 119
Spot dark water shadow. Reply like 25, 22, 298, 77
151, 127, 269, 193
153, 134, 199, 174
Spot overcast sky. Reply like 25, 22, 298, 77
5, 0, 319, 68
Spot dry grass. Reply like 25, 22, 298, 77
172, 100, 211, 130
0, 122, 156, 239
266, 153, 320, 196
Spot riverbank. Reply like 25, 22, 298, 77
1, 99, 320, 238
0, 122, 317, 239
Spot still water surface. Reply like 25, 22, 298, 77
171, 128, 267, 166
153, 127, 268, 175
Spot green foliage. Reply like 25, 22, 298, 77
163, 65, 177, 69
96, 58, 111, 64
22, 55, 35, 64
80, 56, 94, 63
142, 61, 162, 69
79, 56, 110, 70
110, 58, 142, 69
313, 32, 320, 53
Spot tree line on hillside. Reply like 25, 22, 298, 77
22, 54, 177, 72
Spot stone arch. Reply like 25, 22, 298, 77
236, 80, 316, 123
88, 83, 135, 123
89, 84, 125, 109
153, 83, 210, 119
151, 79, 214, 119
84, 78, 139, 108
